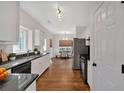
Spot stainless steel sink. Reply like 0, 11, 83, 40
26, 55, 40, 61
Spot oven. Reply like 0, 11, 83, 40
12, 61, 31, 73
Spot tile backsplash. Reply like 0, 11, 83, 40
0, 44, 13, 54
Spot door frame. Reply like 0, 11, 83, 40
91, 1, 103, 90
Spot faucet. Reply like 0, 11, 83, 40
27, 50, 31, 58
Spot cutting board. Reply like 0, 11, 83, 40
0, 49, 8, 62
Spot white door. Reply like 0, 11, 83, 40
93, 2, 124, 91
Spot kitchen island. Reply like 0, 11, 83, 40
0, 74, 38, 91
0, 52, 51, 91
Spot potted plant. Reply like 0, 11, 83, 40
8, 53, 16, 61
33, 48, 38, 55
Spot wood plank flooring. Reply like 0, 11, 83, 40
36, 58, 90, 91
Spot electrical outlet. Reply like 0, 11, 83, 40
122, 64, 124, 73
121, 1, 124, 3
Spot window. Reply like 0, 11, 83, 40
13, 26, 33, 53
13, 29, 26, 53
27, 28, 33, 50
43, 39, 47, 52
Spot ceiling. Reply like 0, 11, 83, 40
20, 1, 98, 34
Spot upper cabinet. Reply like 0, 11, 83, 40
34, 29, 41, 46
0, 2, 19, 42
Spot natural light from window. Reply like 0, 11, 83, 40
43, 39, 47, 52
13, 26, 33, 53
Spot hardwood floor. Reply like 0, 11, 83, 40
36, 58, 90, 91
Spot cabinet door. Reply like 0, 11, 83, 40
0, 2, 19, 42
31, 59, 40, 74
42, 54, 50, 70
34, 29, 40, 46
36, 57, 48, 75
31, 55, 50, 75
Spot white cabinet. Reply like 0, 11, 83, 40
31, 57, 42, 75
34, 29, 40, 46
31, 54, 50, 75
0, 2, 19, 42
87, 60, 92, 88
25, 80, 36, 91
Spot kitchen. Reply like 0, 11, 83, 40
1, 1, 123, 92
0, 1, 52, 91
0, 1, 92, 91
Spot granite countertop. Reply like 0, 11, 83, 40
0, 74, 38, 91
0, 52, 49, 70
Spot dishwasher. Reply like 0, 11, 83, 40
11, 61, 31, 73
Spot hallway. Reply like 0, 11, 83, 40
36, 58, 90, 91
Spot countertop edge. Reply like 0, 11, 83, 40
0, 74, 39, 91
0, 52, 50, 70
22, 74, 39, 91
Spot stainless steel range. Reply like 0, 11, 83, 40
80, 54, 88, 84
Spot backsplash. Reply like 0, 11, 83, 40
0, 44, 13, 54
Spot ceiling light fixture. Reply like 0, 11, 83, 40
57, 7, 63, 21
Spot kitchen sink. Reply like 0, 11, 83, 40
26, 55, 41, 61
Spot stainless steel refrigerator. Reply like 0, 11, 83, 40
73, 38, 88, 69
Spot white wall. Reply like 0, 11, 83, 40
76, 26, 90, 39
20, 9, 53, 50
20, 9, 54, 58
52, 34, 75, 57
75, 2, 101, 39
0, 9, 53, 56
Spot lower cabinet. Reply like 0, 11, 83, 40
87, 60, 92, 88
25, 80, 36, 91
31, 54, 50, 75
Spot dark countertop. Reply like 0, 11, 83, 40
80, 53, 90, 60
0, 74, 38, 91
0, 52, 49, 70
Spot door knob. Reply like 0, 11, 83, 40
92, 62, 97, 67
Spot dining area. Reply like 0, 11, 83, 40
59, 47, 73, 59
55, 40, 73, 59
